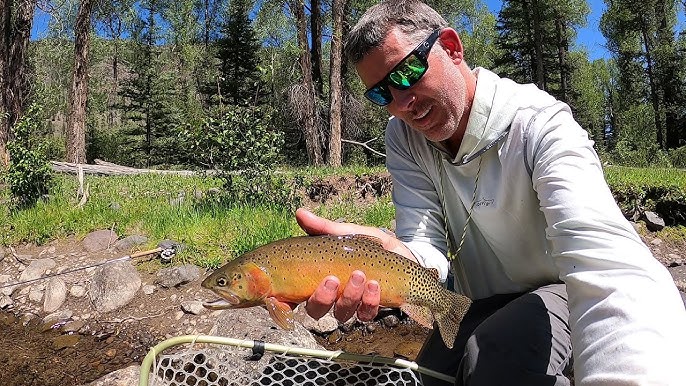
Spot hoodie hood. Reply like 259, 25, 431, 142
440, 68, 523, 165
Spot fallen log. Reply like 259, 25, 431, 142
50, 160, 199, 176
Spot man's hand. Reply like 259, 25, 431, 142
295, 208, 415, 322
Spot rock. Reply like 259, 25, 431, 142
42, 310, 73, 328
44, 277, 67, 313
294, 304, 339, 334
381, 314, 400, 328
70, 285, 86, 297
19, 258, 56, 283
0, 294, 13, 309
181, 301, 205, 315
142, 285, 155, 295
0, 274, 16, 296
155, 265, 200, 288
393, 340, 423, 360
82, 365, 140, 386
187, 307, 324, 385
113, 235, 148, 252
643, 211, 665, 232
651, 238, 663, 246
82, 230, 118, 253
62, 320, 85, 333
52, 334, 80, 350
29, 288, 44, 303
211, 307, 322, 348
89, 261, 141, 313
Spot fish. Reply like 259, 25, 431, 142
201, 234, 472, 348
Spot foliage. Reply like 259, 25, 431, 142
181, 105, 299, 209
206, 0, 265, 106
605, 166, 686, 225
669, 146, 686, 169
3, 105, 54, 209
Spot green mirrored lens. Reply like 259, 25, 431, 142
388, 55, 426, 89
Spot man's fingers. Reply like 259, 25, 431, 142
333, 271, 366, 322
356, 280, 381, 321
305, 276, 340, 320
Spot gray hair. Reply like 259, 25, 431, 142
344, 0, 450, 63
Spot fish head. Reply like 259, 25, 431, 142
201, 261, 271, 309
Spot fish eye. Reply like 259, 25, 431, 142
216, 277, 228, 287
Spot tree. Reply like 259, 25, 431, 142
494, 0, 588, 102
119, 0, 182, 167
212, 0, 263, 106
0, 0, 38, 166
601, 0, 683, 152
289, 0, 323, 165
328, 0, 347, 166
66, 0, 94, 163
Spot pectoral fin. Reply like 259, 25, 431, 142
400, 303, 434, 329
265, 297, 295, 330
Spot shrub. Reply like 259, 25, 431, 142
669, 146, 686, 169
4, 104, 54, 208
181, 105, 299, 209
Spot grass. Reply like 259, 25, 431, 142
604, 165, 686, 188
0, 168, 394, 268
2, 164, 683, 267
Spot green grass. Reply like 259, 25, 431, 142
604, 165, 686, 188
2, 165, 683, 267
0, 168, 391, 268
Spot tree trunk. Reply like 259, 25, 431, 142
310, 0, 323, 97
328, 0, 346, 167
291, 0, 322, 165
640, 17, 665, 149
0, 0, 37, 167
67, 0, 94, 164
555, 16, 568, 102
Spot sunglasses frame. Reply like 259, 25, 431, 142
364, 29, 442, 106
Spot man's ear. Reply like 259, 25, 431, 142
438, 28, 464, 64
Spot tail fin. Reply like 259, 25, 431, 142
434, 289, 472, 349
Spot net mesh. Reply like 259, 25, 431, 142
148, 346, 423, 386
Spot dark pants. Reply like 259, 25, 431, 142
417, 284, 572, 386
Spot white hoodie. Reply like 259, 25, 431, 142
387, 67, 686, 384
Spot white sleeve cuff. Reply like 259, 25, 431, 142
402, 240, 450, 282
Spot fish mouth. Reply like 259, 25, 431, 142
203, 298, 234, 309
202, 289, 241, 309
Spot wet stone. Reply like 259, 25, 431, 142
52, 334, 81, 350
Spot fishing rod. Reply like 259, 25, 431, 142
0, 243, 178, 290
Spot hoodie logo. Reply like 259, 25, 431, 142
475, 198, 494, 208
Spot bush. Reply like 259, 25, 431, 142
4, 104, 54, 208
669, 146, 686, 169
181, 105, 299, 209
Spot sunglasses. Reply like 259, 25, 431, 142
364, 29, 442, 106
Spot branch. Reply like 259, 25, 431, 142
342, 137, 386, 158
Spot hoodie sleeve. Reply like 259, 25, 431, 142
526, 103, 686, 384
385, 118, 451, 282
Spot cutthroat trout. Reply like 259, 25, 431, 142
201, 234, 471, 348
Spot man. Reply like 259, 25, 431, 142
296, 1, 686, 385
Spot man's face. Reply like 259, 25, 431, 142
356, 28, 471, 146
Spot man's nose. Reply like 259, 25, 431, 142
390, 88, 415, 111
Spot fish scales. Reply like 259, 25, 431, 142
202, 234, 472, 348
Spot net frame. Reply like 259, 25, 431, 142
138, 334, 456, 386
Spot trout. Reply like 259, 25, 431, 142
201, 234, 471, 348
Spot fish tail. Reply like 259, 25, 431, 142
434, 290, 472, 349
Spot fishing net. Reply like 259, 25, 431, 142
139, 335, 453, 386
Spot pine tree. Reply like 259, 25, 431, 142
211, 0, 263, 106
118, 0, 181, 167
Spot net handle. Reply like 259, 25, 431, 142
138, 334, 456, 385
